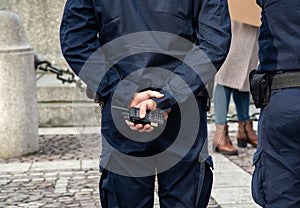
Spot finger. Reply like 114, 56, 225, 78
136, 123, 144, 128
146, 90, 164, 98
126, 120, 153, 132
138, 124, 153, 133
138, 102, 147, 118
144, 124, 153, 131
129, 124, 145, 131
163, 112, 169, 120
130, 91, 164, 107
139, 99, 157, 111
125, 120, 135, 128
129, 125, 143, 131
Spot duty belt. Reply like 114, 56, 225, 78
271, 71, 300, 90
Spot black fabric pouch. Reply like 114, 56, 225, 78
249, 70, 272, 108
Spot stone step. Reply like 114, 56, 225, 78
37, 73, 90, 102
38, 102, 101, 127
37, 73, 99, 127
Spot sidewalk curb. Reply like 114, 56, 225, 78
211, 153, 260, 208
0, 159, 99, 173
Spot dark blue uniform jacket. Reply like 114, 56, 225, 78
256, 0, 300, 72
60, 0, 231, 109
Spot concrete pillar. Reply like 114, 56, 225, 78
0, 0, 67, 67
0, 10, 39, 158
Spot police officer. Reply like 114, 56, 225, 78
60, 0, 231, 207
251, 0, 300, 207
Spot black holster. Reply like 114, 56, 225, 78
249, 70, 272, 108
86, 87, 105, 104
200, 89, 211, 112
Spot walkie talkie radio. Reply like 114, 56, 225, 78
112, 106, 165, 127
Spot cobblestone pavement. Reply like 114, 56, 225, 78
0, 133, 221, 208
0, 169, 101, 208
0, 170, 220, 208
0, 134, 101, 164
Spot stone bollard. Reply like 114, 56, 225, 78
0, 10, 39, 158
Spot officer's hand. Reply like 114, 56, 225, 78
129, 90, 163, 107
129, 90, 163, 119
125, 104, 170, 132
126, 90, 164, 132
125, 119, 153, 132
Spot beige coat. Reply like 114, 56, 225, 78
215, 21, 259, 92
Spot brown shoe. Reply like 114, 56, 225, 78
237, 121, 248, 148
237, 120, 258, 148
213, 124, 238, 155
244, 120, 258, 147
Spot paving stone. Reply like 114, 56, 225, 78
0, 163, 31, 173
13, 178, 30, 182
26, 195, 43, 202
32, 178, 45, 182
31, 160, 81, 171
0, 179, 10, 185
64, 203, 81, 207
43, 203, 62, 208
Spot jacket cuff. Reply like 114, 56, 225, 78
152, 90, 176, 110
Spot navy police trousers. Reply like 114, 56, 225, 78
252, 88, 300, 207
99, 161, 212, 208
98, 98, 213, 208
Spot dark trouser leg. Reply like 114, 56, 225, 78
157, 160, 213, 208
252, 88, 300, 208
99, 169, 155, 208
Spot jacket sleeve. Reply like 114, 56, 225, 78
256, 0, 262, 7
153, 0, 231, 110
60, 0, 126, 101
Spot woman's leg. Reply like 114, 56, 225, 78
233, 90, 257, 147
213, 84, 232, 125
232, 90, 250, 121
212, 84, 238, 155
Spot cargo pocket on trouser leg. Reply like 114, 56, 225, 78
195, 161, 213, 208
251, 151, 267, 207
99, 169, 120, 208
